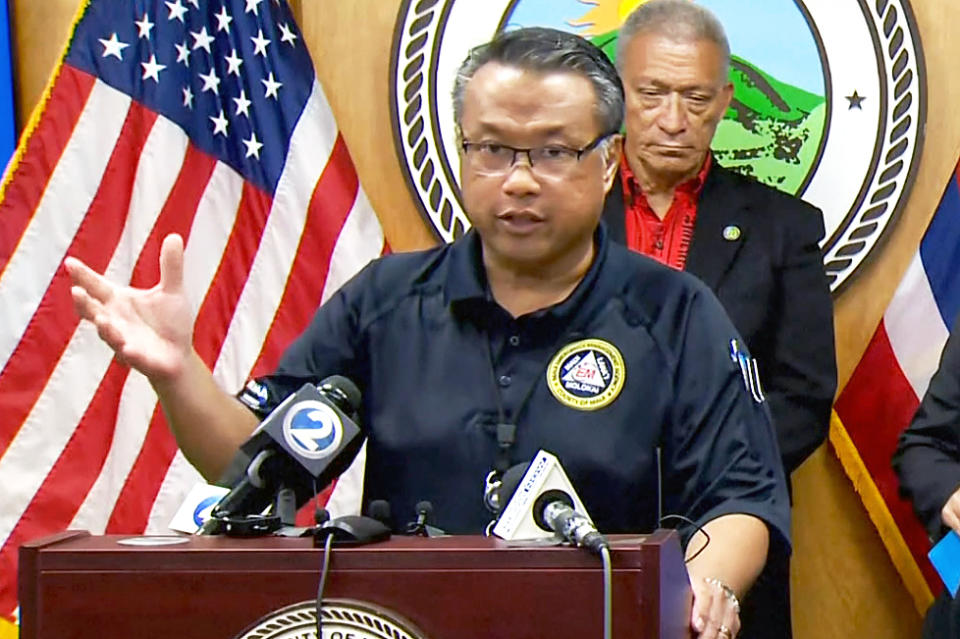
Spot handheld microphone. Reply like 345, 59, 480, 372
203, 376, 365, 535
492, 450, 608, 555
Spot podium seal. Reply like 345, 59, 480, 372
235, 599, 428, 639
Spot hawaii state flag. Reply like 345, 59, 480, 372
833, 162, 960, 614
0, 0, 383, 625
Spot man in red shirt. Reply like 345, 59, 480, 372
601, 2, 837, 638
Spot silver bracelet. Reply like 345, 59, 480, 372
704, 577, 741, 613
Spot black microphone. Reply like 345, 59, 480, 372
367, 499, 392, 527
406, 500, 434, 536
202, 376, 365, 535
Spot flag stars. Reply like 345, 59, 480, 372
234, 89, 252, 117
210, 110, 229, 137
165, 0, 188, 23
245, 0, 264, 14
182, 86, 194, 109
141, 54, 167, 83
135, 13, 155, 40
243, 132, 263, 159
185, 0, 199, 7
175, 41, 191, 66
278, 23, 297, 47
98, 33, 129, 60
251, 29, 271, 57
214, 6, 233, 33
191, 26, 215, 53
224, 49, 243, 76
262, 72, 282, 99
199, 68, 221, 95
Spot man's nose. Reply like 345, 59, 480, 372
658, 93, 688, 134
501, 152, 541, 196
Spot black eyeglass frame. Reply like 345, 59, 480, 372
459, 132, 616, 173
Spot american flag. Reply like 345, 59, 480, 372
0, 0, 383, 621
833, 162, 960, 615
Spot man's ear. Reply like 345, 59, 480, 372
719, 81, 734, 113
602, 134, 623, 194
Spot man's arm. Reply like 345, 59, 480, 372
660, 282, 791, 639
765, 204, 837, 474
686, 514, 768, 638
66, 234, 259, 480
894, 316, 960, 538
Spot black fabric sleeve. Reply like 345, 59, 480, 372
235, 261, 377, 420
893, 315, 960, 539
662, 286, 792, 551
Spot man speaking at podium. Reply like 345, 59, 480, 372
67, 26, 788, 639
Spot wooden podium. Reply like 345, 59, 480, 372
19, 529, 692, 639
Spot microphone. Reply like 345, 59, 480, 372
202, 376, 365, 535
492, 450, 608, 555
406, 500, 434, 536
367, 499, 391, 527
536, 492, 609, 555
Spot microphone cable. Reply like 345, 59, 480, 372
315, 532, 334, 637
600, 544, 612, 639
659, 513, 711, 563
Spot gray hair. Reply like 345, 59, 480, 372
452, 27, 624, 136
616, 0, 731, 82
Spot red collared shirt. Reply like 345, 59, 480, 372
620, 154, 712, 270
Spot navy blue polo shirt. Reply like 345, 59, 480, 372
240, 225, 790, 548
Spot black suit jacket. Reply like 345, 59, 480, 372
893, 316, 960, 639
894, 313, 960, 540
602, 164, 837, 474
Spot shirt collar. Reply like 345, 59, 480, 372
444, 224, 610, 324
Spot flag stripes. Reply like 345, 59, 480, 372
834, 164, 960, 611
0, 1, 385, 621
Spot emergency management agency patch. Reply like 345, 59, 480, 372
546, 339, 625, 410
234, 600, 428, 639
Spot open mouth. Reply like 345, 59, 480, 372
497, 211, 545, 233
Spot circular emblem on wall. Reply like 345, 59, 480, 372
234, 600, 428, 639
389, 0, 925, 293
281, 400, 343, 460
546, 339, 625, 410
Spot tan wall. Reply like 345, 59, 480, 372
16, 1, 960, 636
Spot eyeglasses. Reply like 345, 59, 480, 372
460, 133, 613, 178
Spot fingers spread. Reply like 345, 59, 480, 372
65, 257, 115, 305
70, 285, 104, 323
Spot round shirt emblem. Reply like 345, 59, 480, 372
234, 600, 428, 639
546, 339, 625, 410
281, 400, 343, 460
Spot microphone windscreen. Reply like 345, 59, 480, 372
496, 463, 530, 509
367, 499, 391, 525
414, 500, 434, 519
319, 375, 361, 413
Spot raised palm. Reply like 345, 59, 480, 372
66, 234, 194, 382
